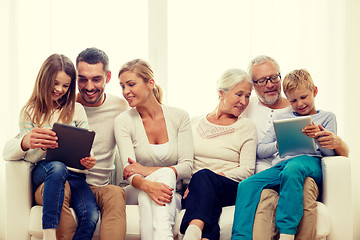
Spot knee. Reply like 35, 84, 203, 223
105, 185, 126, 206
190, 169, 214, 183
48, 161, 67, 173
261, 189, 278, 200
195, 168, 213, 176
115, 185, 126, 200
87, 209, 100, 226
156, 167, 176, 178
49, 161, 67, 171
153, 167, 176, 186
281, 164, 304, 181
47, 161, 68, 179
236, 177, 258, 195
259, 189, 279, 209
303, 177, 318, 202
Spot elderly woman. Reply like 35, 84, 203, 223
180, 69, 257, 240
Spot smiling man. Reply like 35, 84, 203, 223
75, 48, 129, 239
52, 48, 129, 239
243, 56, 291, 172
77, 61, 108, 107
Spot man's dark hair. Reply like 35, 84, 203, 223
76, 47, 109, 73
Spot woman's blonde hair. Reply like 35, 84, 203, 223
283, 69, 315, 94
22, 54, 77, 127
118, 59, 163, 104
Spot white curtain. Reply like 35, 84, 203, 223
167, 0, 346, 129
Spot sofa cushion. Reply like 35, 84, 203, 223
124, 205, 140, 238
28, 206, 43, 239
173, 206, 234, 240
28, 206, 101, 239
316, 201, 331, 238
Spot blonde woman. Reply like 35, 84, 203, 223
114, 59, 194, 240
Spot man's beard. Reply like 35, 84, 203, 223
260, 92, 279, 105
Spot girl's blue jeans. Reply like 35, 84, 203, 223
231, 155, 322, 240
32, 160, 99, 240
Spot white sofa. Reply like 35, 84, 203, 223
4, 156, 353, 240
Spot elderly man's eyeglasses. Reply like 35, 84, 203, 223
253, 74, 281, 86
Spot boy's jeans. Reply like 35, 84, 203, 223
231, 155, 322, 239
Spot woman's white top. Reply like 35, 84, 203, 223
150, 142, 170, 160
114, 105, 194, 187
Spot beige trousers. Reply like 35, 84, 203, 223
90, 185, 127, 240
35, 183, 127, 240
253, 177, 319, 240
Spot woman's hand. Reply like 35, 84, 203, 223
143, 180, 174, 206
183, 187, 189, 199
302, 122, 321, 139
80, 154, 96, 169
123, 158, 153, 179
21, 127, 58, 151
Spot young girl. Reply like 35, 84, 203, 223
115, 59, 193, 240
4, 54, 99, 240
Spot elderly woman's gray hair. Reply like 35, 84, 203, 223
216, 68, 252, 97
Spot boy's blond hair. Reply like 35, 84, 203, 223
283, 69, 315, 94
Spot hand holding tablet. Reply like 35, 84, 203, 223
45, 123, 95, 170
273, 116, 317, 158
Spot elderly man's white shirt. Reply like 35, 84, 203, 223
241, 96, 291, 173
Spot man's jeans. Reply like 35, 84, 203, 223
32, 160, 99, 240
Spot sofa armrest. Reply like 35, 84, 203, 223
321, 156, 353, 240
5, 160, 33, 240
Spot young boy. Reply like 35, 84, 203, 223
231, 69, 346, 240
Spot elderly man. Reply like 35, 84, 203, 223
243, 55, 317, 240
240, 55, 349, 240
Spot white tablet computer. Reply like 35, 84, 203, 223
45, 122, 95, 170
273, 116, 317, 158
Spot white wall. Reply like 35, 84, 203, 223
166, 0, 347, 132
0, 0, 15, 238
345, 1, 360, 239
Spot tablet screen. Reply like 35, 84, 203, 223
45, 123, 95, 170
273, 116, 317, 158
